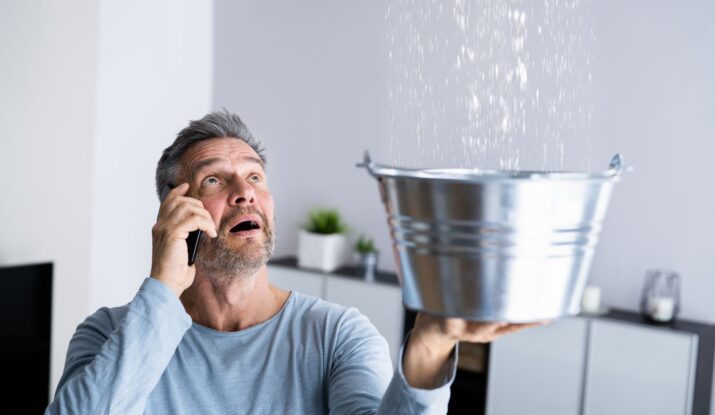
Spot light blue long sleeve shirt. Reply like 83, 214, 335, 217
46, 278, 456, 414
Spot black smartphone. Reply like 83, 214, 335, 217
186, 229, 202, 266
161, 184, 203, 266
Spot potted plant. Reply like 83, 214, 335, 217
298, 208, 349, 272
355, 235, 379, 282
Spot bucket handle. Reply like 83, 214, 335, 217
356, 151, 389, 203
356, 151, 378, 177
608, 154, 634, 176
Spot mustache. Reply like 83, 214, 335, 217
219, 207, 269, 233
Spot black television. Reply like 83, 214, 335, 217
0, 262, 53, 413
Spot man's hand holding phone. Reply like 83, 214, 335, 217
150, 183, 218, 297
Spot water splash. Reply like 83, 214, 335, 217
386, 0, 594, 171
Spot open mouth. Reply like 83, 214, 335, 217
229, 219, 261, 233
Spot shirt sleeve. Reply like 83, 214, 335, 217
328, 309, 457, 415
45, 278, 192, 415
377, 333, 458, 415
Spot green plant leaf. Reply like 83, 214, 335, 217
355, 235, 376, 253
304, 208, 348, 234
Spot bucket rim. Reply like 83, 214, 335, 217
357, 152, 629, 182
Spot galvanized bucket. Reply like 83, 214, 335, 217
358, 153, 627, 322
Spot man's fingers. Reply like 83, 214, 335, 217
167, 182, 190, 199
464, 321, 505, 333
155, 203, 217, 239
159, 182, 205, 211
160, 194, 204, 218
494, 322, 547, 336
157, 193, 217, 238
494, 324, 530, 336
169, 204, 216, 233
451, 320, 546, 343
415, 313, 549, 345
172, 196, 205, 210
450, 321, 506, 342
171, 214, 218, 239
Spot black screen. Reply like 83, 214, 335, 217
0, 262, 53, 413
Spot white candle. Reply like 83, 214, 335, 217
650, 297, 675, 322
581, 286, 602, 313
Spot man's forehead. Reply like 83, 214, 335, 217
181, 138, 263, 175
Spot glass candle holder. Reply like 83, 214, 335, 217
640, 268, 681, 323
358, 251, 379, 283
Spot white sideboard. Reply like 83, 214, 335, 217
583, 319, 697, 414
486, 311, 714, 415
268, 258, 404, 365
268, 264, 324, 298
486, 317, 589, 415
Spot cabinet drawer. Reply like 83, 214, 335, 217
486, 318, 588, 415
583, 320, 697, 415
268, 265, 324, 298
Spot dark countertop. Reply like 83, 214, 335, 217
581, 307, 715, 336
268, 256, 400, 286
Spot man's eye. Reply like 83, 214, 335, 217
249, 175, 262, 183
203, 176, 220, 186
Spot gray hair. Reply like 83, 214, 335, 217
155, 110, 266, 201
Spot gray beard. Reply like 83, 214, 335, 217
195, 220, 275, 286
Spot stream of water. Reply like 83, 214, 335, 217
386, 0, 595, 171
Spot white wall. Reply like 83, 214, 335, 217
213, 0, 394, 268
3, 0, 712, 409
588, 0, 715, 326
1, 0, 213, 397
214, 0, 715, 323
0, 0, 98, 398
214, 2, 715, 410
587, 3, 715, 409
89, 0, 213, 312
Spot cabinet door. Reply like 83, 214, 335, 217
583, 320, 697, 415
268, 265, 324, 299
486, 317, 588, 415
325, 277, 404, 366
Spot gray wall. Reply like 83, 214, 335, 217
214, 0, 715, 323
214, 1, 394, 268
214, 1, 715, 410
0, 0, 213, 396
88, 0, 213, 313
214, 4, 715, 413
3, 0, 710, 408
588, 0, 715, 324
213, 0, 715, 413
0, 0, 98, 396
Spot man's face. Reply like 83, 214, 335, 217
180, 137, 275, 280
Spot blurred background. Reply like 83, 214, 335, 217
1, 0, 714, 412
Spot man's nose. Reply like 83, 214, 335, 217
228, 178, 256, 206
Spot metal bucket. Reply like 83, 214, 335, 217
358, 153, 627, 322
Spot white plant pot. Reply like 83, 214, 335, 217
297, 230, 348, 272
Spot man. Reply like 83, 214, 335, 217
46, 111, 537, 414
